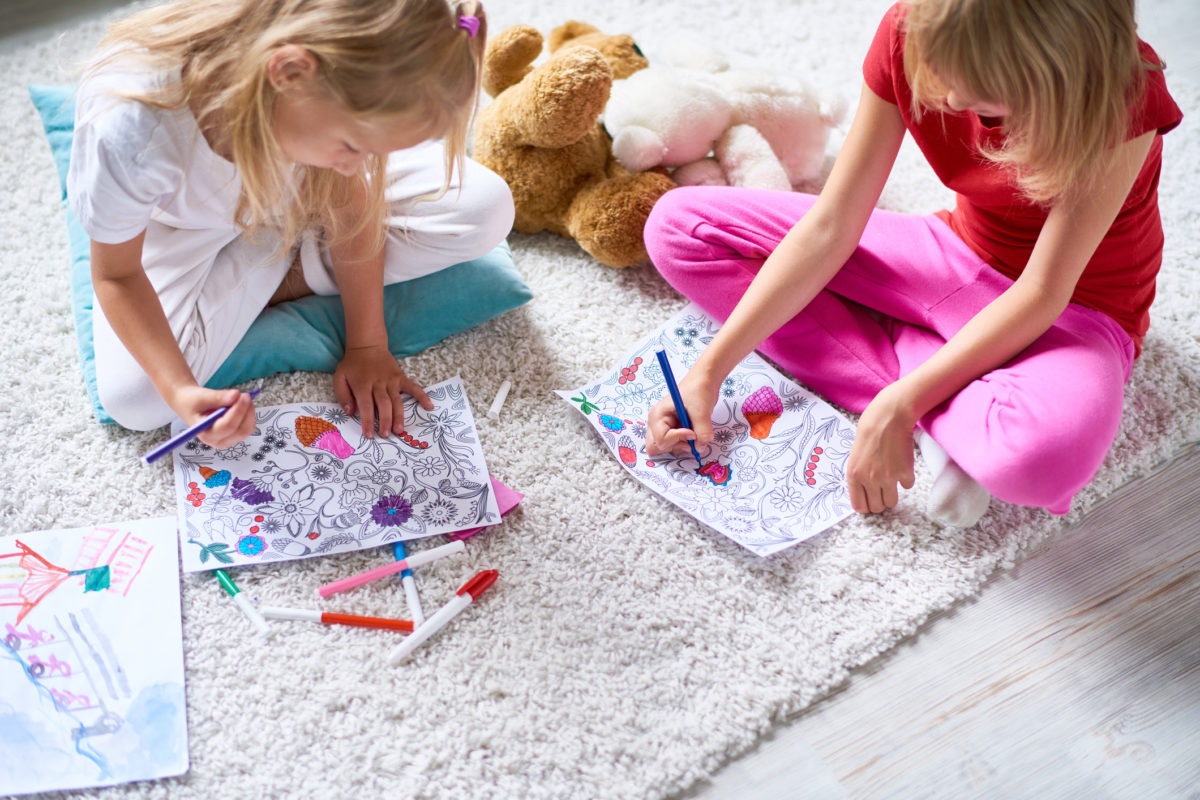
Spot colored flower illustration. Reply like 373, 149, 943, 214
231, 477, 274, 505
237, 535, 266, 556
371, 495, 413, 527
186, 482, 206, 508
600, 414, 626, 432
199, 466, 231, 488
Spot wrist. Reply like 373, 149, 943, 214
876, 380, 922, 429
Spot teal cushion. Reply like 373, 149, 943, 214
28, 84, 531, 425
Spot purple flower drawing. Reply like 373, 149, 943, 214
371, 495, 413, 527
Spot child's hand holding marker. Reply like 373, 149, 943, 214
142, 387, 262, 464
646, 349, 709, 464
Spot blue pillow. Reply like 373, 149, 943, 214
28, 84, 531, 425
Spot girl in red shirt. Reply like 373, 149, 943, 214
644, 0, 1183, 526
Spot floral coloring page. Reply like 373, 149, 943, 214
558, 304, 855, 557
1, 518, 188, 795
173, 376, 499, 572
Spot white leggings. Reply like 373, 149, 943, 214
93, 141, 515, 430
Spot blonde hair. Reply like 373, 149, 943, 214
96, 0, 487, 252
903, 0, 1152, 204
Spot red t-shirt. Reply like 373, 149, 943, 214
863, 2, 1183, 355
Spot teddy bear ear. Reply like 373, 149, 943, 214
547, 20, 602, 50
482, 25, 544, 98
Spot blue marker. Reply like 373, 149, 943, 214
654, 349, 704, 465
142, 388, 263, 464
392, 541, 425, 626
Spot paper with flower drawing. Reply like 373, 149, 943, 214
1, 517, 188, 795
558, 304, 855, 557
173, 376, 498, 572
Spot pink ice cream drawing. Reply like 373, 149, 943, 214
294, 415, 356, 458
742, 385, 783, 440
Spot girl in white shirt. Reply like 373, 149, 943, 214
67, 0, 513, 446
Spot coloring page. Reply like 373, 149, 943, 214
0, 518, 188, 795
558, 304, 855, 556
173, 376, 498, 572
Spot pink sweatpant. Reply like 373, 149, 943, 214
644, 186, 1136, 514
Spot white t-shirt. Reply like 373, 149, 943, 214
67, 56, 243, 258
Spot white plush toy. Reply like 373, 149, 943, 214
603, 43, 845, 191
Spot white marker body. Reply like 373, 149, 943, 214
487, 379, 512, 420
259, 607, 323, 623
233, 591, 272, 636
387, 593, 472, 665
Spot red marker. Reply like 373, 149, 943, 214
258, 606, 414, 632
387, 570, 498, 664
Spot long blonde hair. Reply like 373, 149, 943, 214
903, 0, 1152, 204
96, 0, 487, 252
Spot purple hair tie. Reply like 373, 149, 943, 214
457, 14, 480, 38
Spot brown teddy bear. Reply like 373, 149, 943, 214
473, 21, 676, 269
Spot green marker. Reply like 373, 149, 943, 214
214, 568, 271, 636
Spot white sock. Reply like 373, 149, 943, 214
916, 430, 990, 528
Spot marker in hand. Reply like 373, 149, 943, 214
142, 388, 262, 464
654, 349, 704, 465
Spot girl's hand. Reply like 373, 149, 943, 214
645, 372, 719, 457
171, 386, 258, 449
333, 344, 433, 438
845, 383, 917, 514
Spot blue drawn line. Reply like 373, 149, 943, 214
2, 630, 111, 779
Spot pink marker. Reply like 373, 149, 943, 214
387, 569, 498, 665
318, 540, 466, 598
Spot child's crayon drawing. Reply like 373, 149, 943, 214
0, 518, 187, 795
558, 304, 855, 556
172, 376, 499, 572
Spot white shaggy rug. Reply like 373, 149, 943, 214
2, 1, 1198, 798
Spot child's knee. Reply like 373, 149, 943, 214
460, 162, 515, 254
979, 429, 1111, 512
96, 373, 172, 432
644, 187, 712, 276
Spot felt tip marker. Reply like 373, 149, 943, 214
654, 349, 704, 465
143, 388, 263, 464
487, 379, 512, 420
318, 539, 466, 598
258, 606, 415, 633
214, 568, 271, 636
392, 541, 425, 626
387, 569, 498, 665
